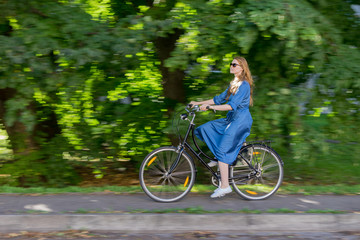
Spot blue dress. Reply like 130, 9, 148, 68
195, 81, 253, 165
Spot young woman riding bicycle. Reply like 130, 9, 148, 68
189, 56, 253, 198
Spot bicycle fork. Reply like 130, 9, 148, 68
168, 144, 185, 174
168, 113, 196, 175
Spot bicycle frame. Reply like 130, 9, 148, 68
168, 108, 258, 181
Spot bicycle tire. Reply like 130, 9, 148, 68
230, 144, 283, 200
139, 146, 196, 202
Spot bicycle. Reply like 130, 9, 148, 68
139, 105, 284, 202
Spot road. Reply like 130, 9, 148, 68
0, 192, 358, 214
0, 192, 359, 237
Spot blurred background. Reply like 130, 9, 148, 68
0, 0, 358, 188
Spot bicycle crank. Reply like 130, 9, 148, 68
211, 172, 220, 188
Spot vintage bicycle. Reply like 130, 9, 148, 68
139, 105, 284, 202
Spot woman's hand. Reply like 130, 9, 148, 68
200, 104, 211, 111
189, 99, 215, 109
189, 101, 198, 107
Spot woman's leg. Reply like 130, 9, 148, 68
210, 161, 232, 198
219, 161, 229, 189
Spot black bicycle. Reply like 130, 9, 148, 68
139, 105, 284, 202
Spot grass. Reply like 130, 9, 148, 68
279, 183, 360, 195
61, 207, 347, 214
0, 184, 359, 195
0, 185, 141, 194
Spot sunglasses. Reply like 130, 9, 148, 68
230, 63, 240, 67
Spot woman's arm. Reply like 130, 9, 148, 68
189, 99, 215, 106
208, 104, 232, 111
189, 99, 232, 111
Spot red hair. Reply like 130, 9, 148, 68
226, 57, 253, 106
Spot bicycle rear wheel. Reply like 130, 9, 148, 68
230, 144, 283, 200
139, 146, 196, 202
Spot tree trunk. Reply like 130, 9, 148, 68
154, 29, 185, 105
0, 88, 60, 155
0, 88, 37, 155
154, 29, 186, 146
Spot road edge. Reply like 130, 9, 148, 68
0, 213, 359, 232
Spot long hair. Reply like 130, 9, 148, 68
226, 57, 253, 106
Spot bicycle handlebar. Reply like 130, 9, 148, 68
187, 104, 215, 113
186, 104, 200, 112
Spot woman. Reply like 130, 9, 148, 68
189, 56, 253, 198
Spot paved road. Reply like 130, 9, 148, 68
0, 193, 359, 214
0, 193, 359, 234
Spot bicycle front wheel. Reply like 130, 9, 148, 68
230, 144, 283, 200
139, 146, 196, 202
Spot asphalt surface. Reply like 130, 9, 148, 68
0, 192, 359, 234
0, 192, 359, 214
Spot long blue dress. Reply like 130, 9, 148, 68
195, 81, 253, 165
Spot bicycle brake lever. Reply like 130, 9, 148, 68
206, 106, 216, 113
192, 105, 200, 112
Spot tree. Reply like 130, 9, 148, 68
0, 0, 359, 186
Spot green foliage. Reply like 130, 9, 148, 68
0, 0, 359, 186
0, 136, 80, 187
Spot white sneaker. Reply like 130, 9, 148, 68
210, 186, 232, 198
208, 160, 218, 167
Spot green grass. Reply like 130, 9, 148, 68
0, 184, 359, 195
194, 184, 360, 195
279, 184, 360, 195
0, 185, 141, 194
62, 207, 347, 214
127, 207, 347, 214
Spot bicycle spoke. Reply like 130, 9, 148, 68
231, 144, 283, 200
258, 177, 265, 185
169, 176, 183, 186
165, 151, 172, 172
155, 155, 167, 173
260, 148, 267, 166
262, 163, 279, 171
140, 147, 195, 202
171, 170, 192, 176
261, 172, 278, 180
149, 165, 165, 175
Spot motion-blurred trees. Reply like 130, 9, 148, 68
0, 0, 359, 186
